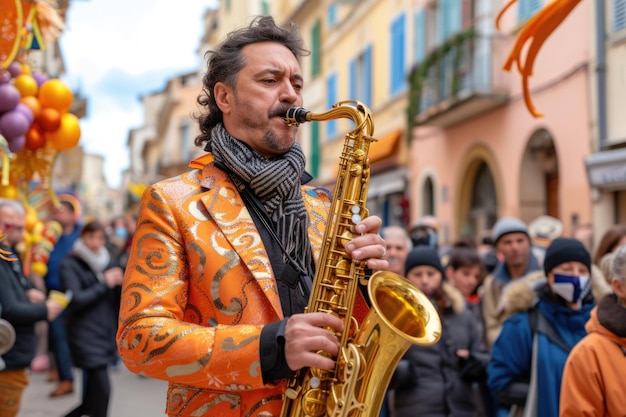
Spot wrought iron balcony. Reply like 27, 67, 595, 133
408, 29, 510, 129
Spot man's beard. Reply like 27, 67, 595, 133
234, 94, 295, 154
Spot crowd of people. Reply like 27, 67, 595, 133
1, 14, 625, 417
0, 197, 135, 417
380, 216, 625, 417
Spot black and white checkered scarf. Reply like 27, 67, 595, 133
210, 124, 313, 278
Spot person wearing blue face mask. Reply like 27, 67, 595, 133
487, 238, 606, 417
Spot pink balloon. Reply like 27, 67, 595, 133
0, 110, 30, 139
0, 84, 20, 112
15, 103, 34, 124
8, 135, 25, 152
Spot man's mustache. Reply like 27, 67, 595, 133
269, 105, 294, 119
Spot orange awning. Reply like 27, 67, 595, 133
369, 129, 401, 163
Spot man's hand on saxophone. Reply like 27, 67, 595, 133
345, 216, 390, 271
284, 312, 344, 371
283, 215, 387, 372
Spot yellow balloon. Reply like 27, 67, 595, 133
13, 74, 38, 97
46, 113, 81, 151
0, 185, 19, 199
31, 261, 48, 277
24, 208, 39, 233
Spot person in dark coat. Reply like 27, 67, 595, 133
389, 247, 490, 417
0, 199, 64, 417
60, 220, 124, 417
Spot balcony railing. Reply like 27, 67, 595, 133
407, 29, 510, 130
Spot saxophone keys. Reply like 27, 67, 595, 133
350, 205, 361, 225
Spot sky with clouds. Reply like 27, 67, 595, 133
60, 0, 218, 188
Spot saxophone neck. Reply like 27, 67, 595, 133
284, 101, 374, 137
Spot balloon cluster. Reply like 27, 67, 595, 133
0, 62, 80, 153
28, 219, 62, 277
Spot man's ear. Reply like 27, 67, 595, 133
611, 277, 625, 298
214, 82, 232, 115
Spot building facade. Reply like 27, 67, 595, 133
408, 0, 594, 244
585, 0, 626, 245
286, 0, 415, 229
125, 0, 613, 249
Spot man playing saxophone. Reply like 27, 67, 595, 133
116, 16, 388, 417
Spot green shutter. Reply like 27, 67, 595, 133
312, 20, 321, 78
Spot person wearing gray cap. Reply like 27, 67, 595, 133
479, 217, 541, 349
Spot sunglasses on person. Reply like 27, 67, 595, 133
1, 223, 25, 232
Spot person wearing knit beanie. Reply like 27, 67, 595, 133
543, 237, 591, 275
543, 237, 592, 306
488, 237, 596, 417
491, 217, 529, 245
404, 247, 444, 298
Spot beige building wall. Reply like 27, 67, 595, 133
288, 0, 415, 228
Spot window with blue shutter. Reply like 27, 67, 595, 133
328, 3, 337, 27
438, 0, 462, 43
414, 9, 426, 63
518, 0, 543, 22
614, 0, 626, 31
363, 46, 372, 106
349, 45, 373, 107
326, 73, 338, 138
390, 13, 406, 95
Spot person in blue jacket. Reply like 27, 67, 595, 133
487, 238, 603, 417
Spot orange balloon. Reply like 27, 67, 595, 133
37, 107, 61, 131
38, 79, 73, 113
20, 96, 41, 118
13, 74, 38, 96
25, 125, 46, 150
46, 113, 80, 151
20, 63, 32, 75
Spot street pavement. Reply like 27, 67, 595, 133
18, 365, 168, 417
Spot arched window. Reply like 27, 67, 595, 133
422, 176, 435, 215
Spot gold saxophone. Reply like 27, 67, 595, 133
281, 101, 442, 417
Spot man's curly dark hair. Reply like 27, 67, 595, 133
194, 15, 309, 147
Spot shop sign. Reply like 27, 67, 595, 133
585, 148, 626, 189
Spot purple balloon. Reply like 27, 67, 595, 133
7, 62, 21, 78
32, 72, 48, 87
0, 71, 10, 85
15, 103, 34, 125
8, 135, 25, 153
0, 110, 30, 139
0, 84, 20, 112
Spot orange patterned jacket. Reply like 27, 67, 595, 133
116, 153, 331, 416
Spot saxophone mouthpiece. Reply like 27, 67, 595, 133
284, 107, 310, 126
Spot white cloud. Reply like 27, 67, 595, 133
59, 0, 217, 188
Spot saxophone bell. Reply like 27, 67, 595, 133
284, 106, 311, 126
